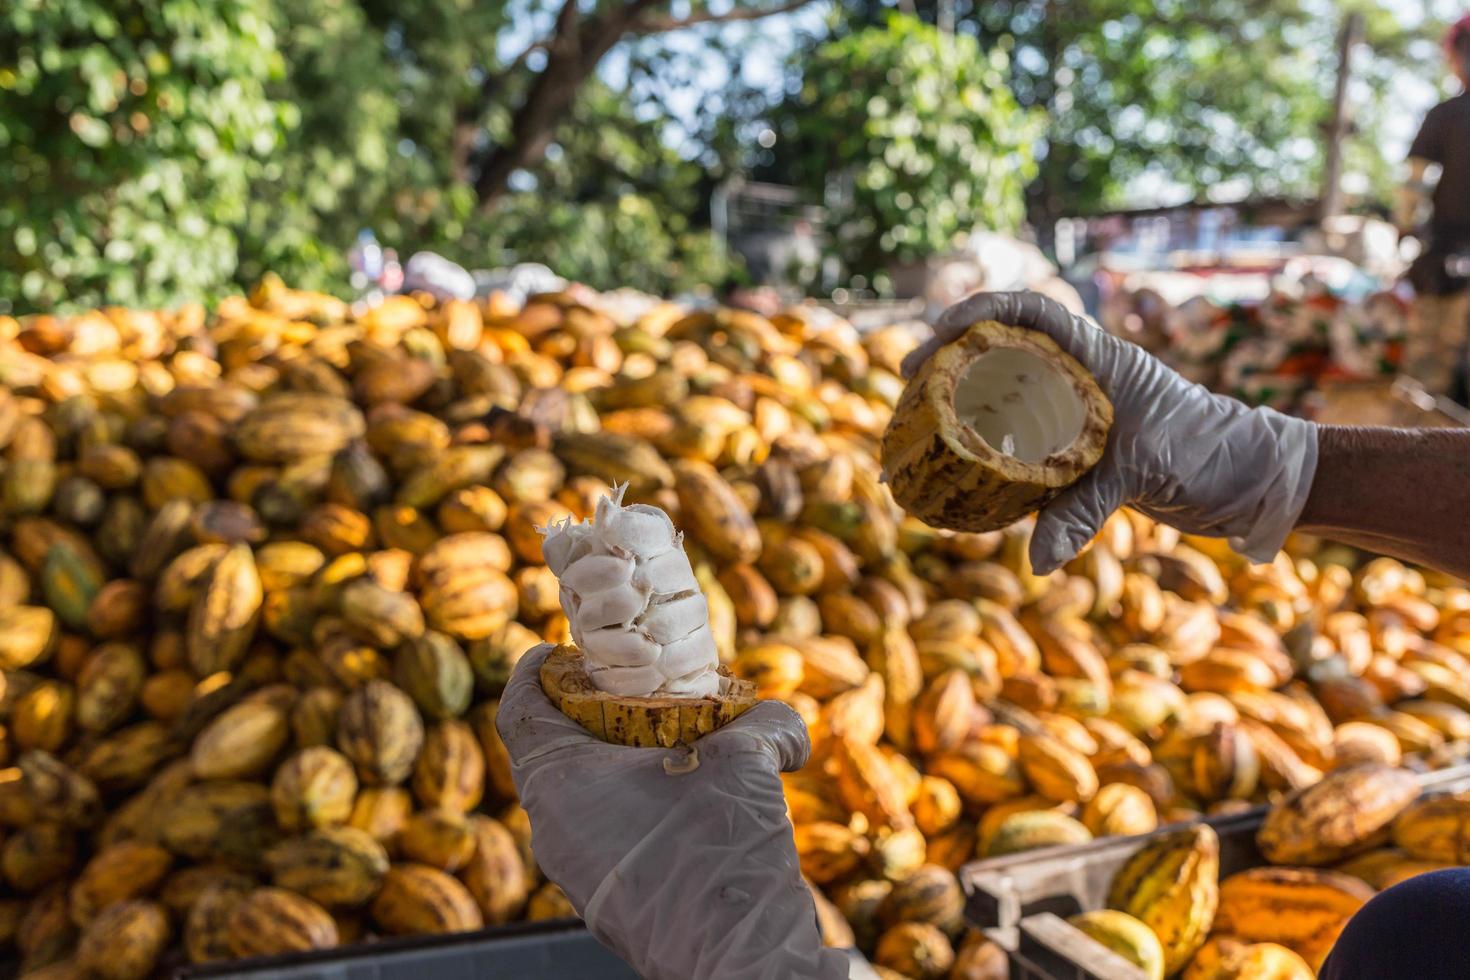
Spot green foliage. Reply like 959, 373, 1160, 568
828, 0, 1442, 223
14, 0, 1432, 309
236, 0, 522, 294
971, 0, 1331, 216
255, 2, 737, 294
236, 0, 409, 293
0, 0, 285, 314
769, 16, 1042, 281
470, 195, 732, 295
442, 83, 734, 294
1, 0, 736, 312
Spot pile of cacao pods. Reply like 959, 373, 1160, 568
1056, 761, 1470, 980
2, 277, 1469, 980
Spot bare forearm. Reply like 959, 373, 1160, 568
1396, 158, 1430, 232
1297, 426, 1470, 580
1394, 187, 1421, 232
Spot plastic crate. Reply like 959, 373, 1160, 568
171, 920, 635, 980
170, 918, 887, 980
959, 764, 1470, 980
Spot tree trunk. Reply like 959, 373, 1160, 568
1029, 0, 1061, 253
1319, 12, 1364, 221
472, 9, 642, 214
464, 0, 816, 214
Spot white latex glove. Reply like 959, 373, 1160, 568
901, 290, 1319, 574
497, 643, 848, 980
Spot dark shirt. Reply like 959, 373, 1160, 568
1319, 868, 1470, 980
1409, 92, 1470, 240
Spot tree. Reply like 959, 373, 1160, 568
0, 0, 284, 313
237, 0, 412, 293
2, 0, 756, 309
262, 0, 809, 289
440, 0, 824, 215
448, 80, 736, 293
823, 0, 1445, 236
763, 15, 1042, 287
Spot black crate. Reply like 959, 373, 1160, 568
958, 764, 1470, 980
171, 920, 635, 980
169, 918, 888, 980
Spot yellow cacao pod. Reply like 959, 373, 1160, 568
271, 746, 359, 832
1257, 763, 1418, 866
265, 827, 390, 908
336, 680, 426, 786
1214, 866, 1374, 972
1106, 824, 1219, 975
226, 887, 339, 958
75, 899, 170, 980
1067, 909, 1165, 980
370, 863, 484, 936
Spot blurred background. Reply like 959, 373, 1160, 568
4, 0, 1467, 377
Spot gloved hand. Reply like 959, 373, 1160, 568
497, 643, 848, 980
901, 290, 1319, 573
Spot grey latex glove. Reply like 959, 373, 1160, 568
497, 643, 848, 980
901, 290, 1318, 573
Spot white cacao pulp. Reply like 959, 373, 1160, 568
539, 485, 721, 698
952, 347, 1087, 464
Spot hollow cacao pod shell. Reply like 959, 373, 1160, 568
881, 322, 1111, 532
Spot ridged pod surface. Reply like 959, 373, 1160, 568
881, 322, 1111, 532
1390, 792, 1470, 863
1106, 824, 1219, 976
1066, 909, 1165, 980
1214, 866, 1374, 971
370, 863, 483, 935
266, 828, 390, 907
1256, 763, 1419, 865
879, 865, 965, 936
985, 810, 1092, 858
14, 277, 1470, 973
1181, 936, 1314, 980
76, 899, 171, 980
225, 887, 338, 959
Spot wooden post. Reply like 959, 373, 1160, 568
1320, 12, 1365, 221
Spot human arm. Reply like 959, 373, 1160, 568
496, 643, 848, 980
1395, 158, 1433, 236
1398, 104, 1444, 236
1297, 425, 1470, 580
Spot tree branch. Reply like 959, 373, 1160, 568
466, 0, 818, 214
631, 0, 816, 34
471, 4, 643, 213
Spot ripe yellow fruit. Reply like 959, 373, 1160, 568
1067, 909, 1165, 980
1107, 824, 1219, 976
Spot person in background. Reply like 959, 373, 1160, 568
498, 288, 1470, 979
1397, 14, 1470, 399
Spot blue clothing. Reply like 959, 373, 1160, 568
1320, 868, 1470, 979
